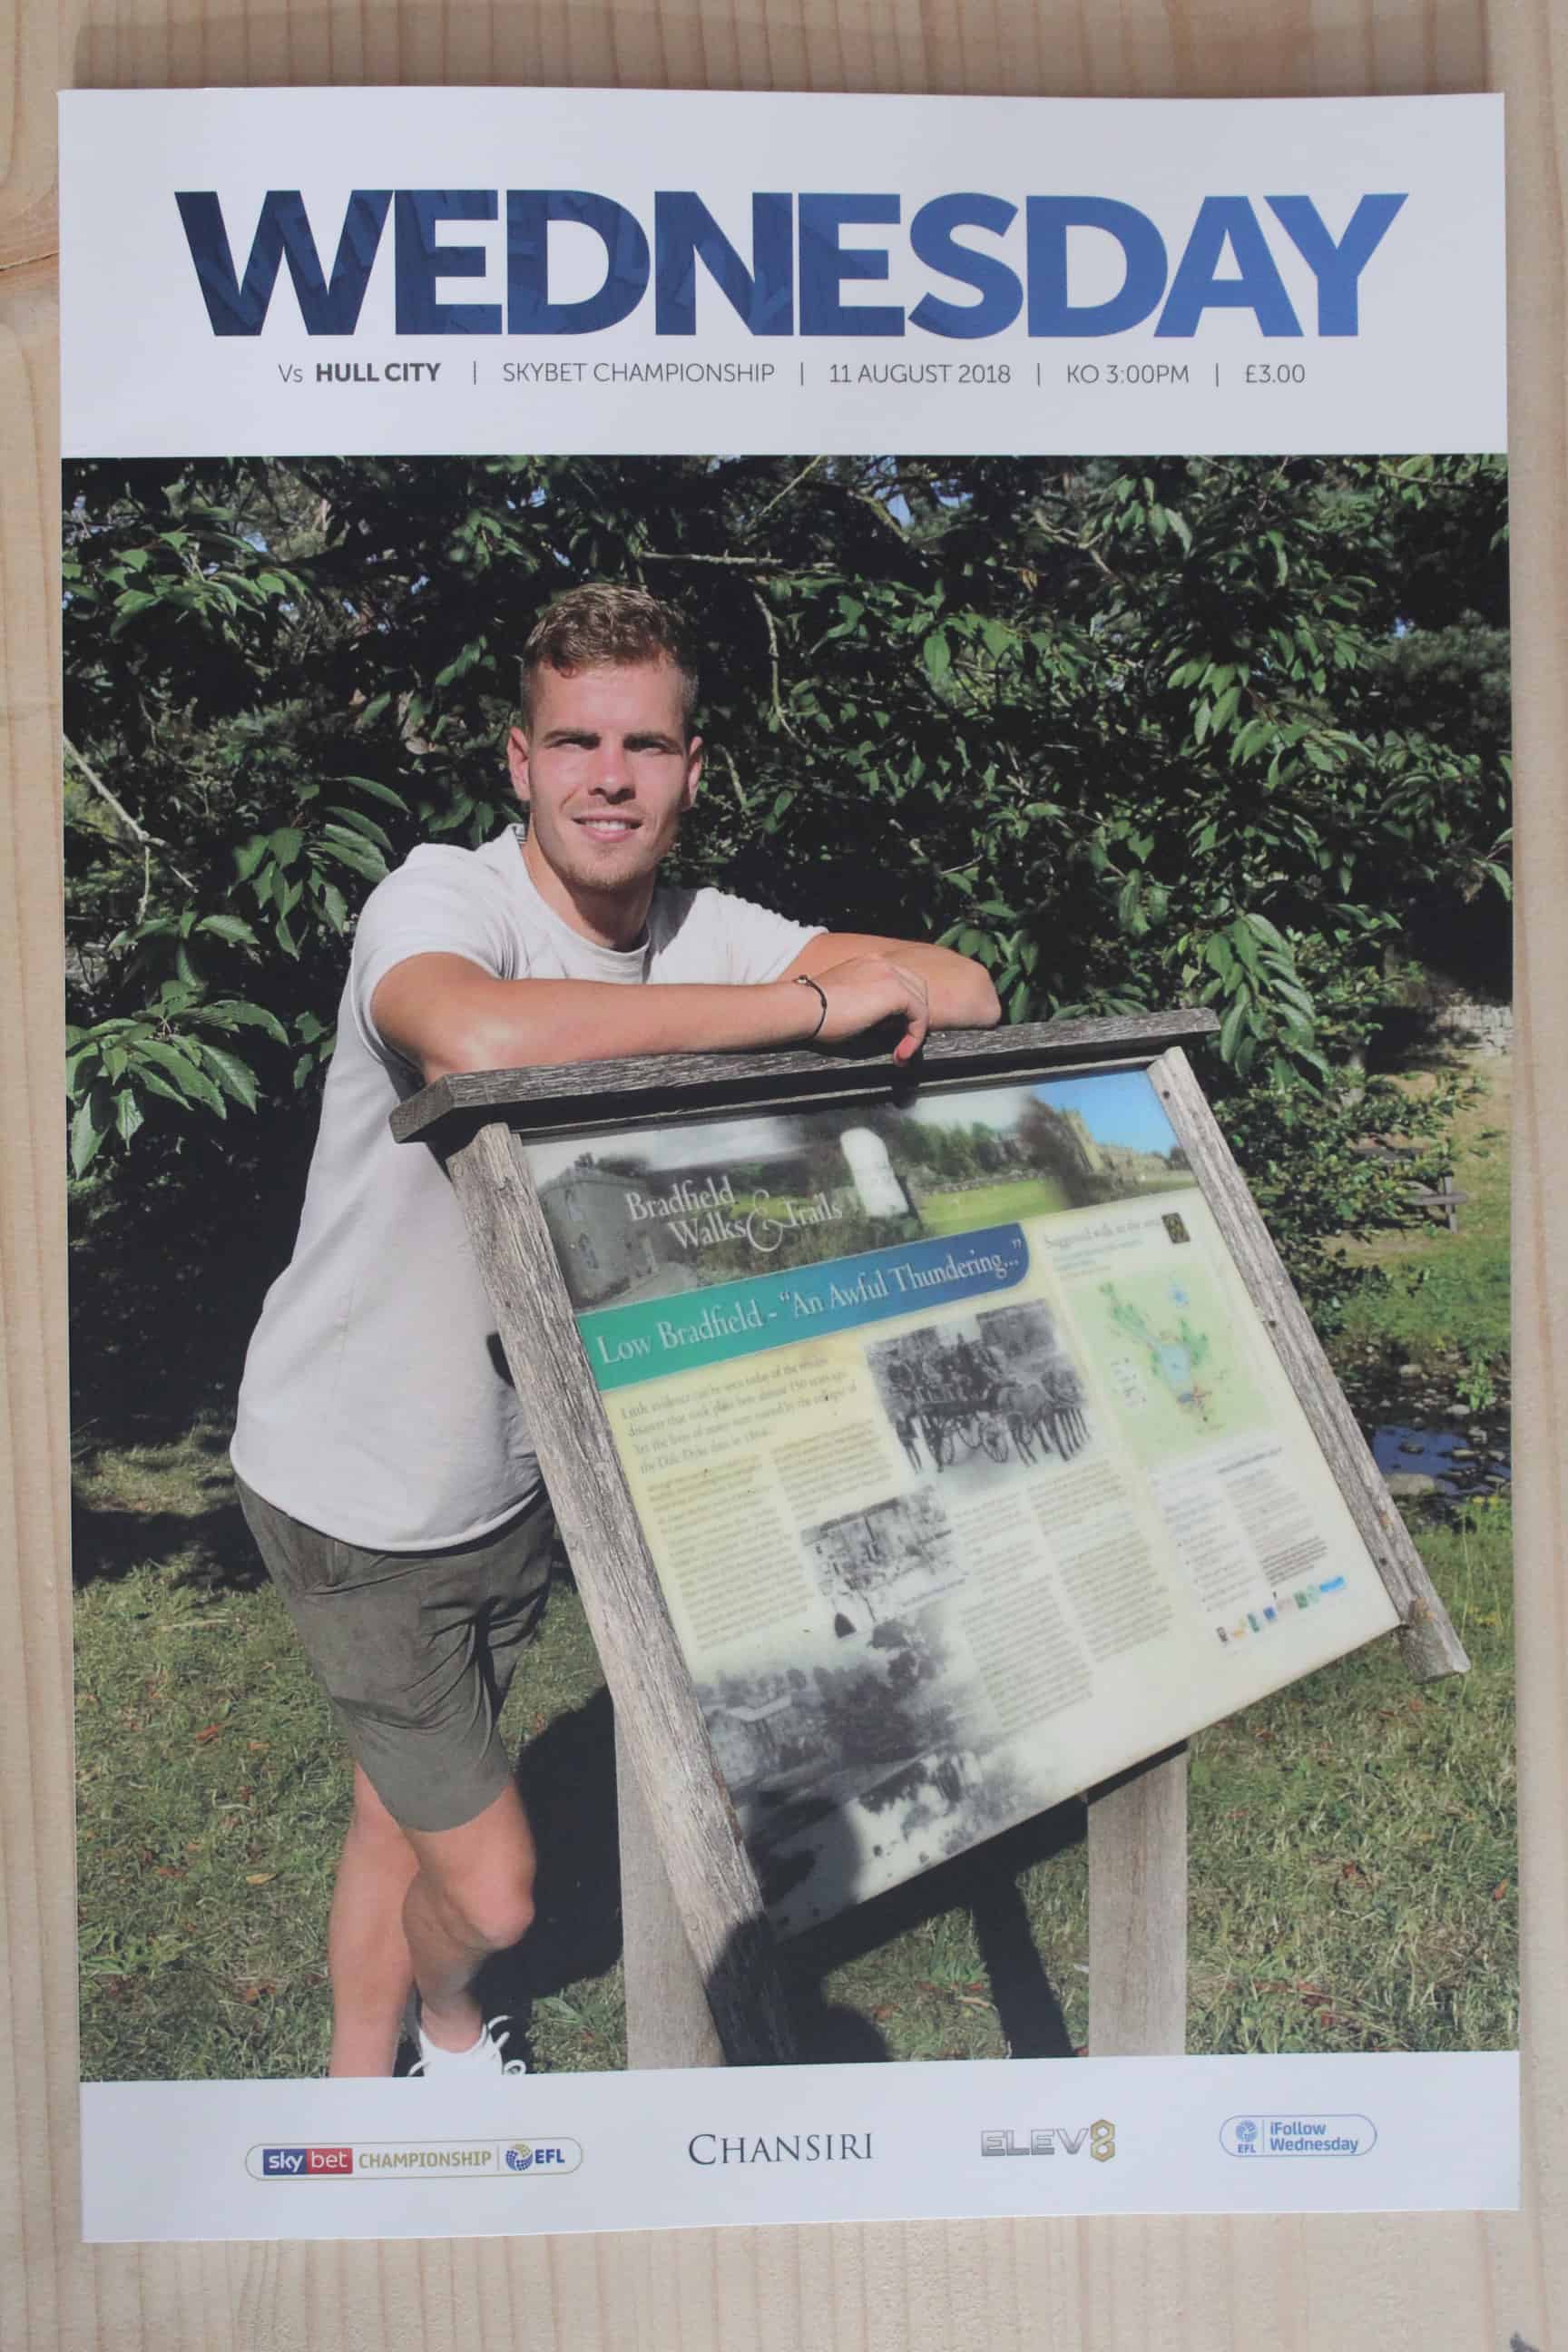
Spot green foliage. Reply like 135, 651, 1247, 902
64, 452, 1510, 1309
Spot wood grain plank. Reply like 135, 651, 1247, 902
1085, 1747, 1188, 2056
443, 1118, 796, 2064
0, 255, 83, 2352
391, 1010, 1222, 1140
3, 6, 1563, 2349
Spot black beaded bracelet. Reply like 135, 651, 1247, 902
793, 974, 829, 1039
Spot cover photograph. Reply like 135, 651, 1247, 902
58, 87, 1514, 2239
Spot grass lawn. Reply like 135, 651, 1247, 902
1333, 1052, 1510, 1374
74, 1463, 1514, 2080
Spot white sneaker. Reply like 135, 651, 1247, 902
408, 2011, 526, 2075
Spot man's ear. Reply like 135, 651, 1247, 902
682, 734, 704, 809
506, 726, 531, 808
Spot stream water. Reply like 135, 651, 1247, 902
1370, 1420, 1513, 1502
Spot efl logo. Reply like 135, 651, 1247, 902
503, 2141, 574, 2172
260, 2146, 354, 2178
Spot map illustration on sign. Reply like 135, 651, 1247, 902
525, 1066, 1398, 1936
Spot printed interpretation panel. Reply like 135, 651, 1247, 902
524, 1066, 1397, 1934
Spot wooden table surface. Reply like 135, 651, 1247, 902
4, 8, 1563, 2347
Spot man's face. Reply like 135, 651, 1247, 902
507, 658, 701, 903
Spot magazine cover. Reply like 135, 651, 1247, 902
59, 88, 1514, 2239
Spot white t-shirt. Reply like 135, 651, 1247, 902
230, 826, 823, 1549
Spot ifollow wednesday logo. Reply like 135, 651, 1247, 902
1220, 2114, 1376, 2158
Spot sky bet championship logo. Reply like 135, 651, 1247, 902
249, 2137, 583, 2181
173, 187, 1406, 345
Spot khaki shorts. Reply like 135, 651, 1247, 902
235, 1474, 555, 1833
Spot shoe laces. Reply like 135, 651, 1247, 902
408, 2012, 527, 2075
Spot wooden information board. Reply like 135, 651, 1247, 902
394, 1013, 1465, 2066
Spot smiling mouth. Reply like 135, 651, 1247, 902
574, 816, 641, 840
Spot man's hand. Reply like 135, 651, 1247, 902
784, 929, 1000, 1035
805, 953, 932, 1064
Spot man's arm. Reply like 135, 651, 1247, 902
781, 931, 1002, 1032
371, 934, 999, 1087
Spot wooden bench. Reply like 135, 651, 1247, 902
1352, 1142, 1468, 1232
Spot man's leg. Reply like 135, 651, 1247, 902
233, 1473, 551, 2073
325, 1764, 419, 2077
401, 1780, 538, 2053
399, 1769, 540, 2051
326, 1769, 538, 2071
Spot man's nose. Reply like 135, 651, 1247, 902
589, 742, 634, 795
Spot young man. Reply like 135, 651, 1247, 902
230, 583, 999, 2079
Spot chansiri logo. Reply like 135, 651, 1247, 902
688, 2132, 873, 2165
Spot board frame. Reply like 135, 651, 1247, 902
396, 1010, 1465, 2065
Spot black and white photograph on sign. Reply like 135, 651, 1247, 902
704, 1577, 1055, 1939
49, 81, 1520, 2244
866, 1307, 1095, 1485
804, 1488, 965, 1625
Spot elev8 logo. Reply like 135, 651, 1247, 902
982, 2122, 1116, 2161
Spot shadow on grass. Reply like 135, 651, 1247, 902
785, 1797, 1085, 2062
484, 1673, 1083, 2067
70, 1463, 268, 1595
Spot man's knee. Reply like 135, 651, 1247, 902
437, 1869, 535, 1956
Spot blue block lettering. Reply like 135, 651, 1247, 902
1156, 197, 1301, 338
175, 191, 391, 337
653, 192, 793, 335
1025, 198, 1166, 338
799, 194, 904, 336
1265, 194, 1406, 335
506, 191, 651, 334
908, 193, 1023, 339
393, 191, 502, 334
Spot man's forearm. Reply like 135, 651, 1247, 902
423, 974, 821, 1082
375, 939, 997, 1084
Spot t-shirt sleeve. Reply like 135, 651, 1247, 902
348, 849, 515, 1065
688, 887, 827, 985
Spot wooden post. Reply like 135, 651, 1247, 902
442, 1118, 797, 2066
616, 1712, 724, 2069
1086, 1745, 1189, 2055
1150, 1046, 1470, 1682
